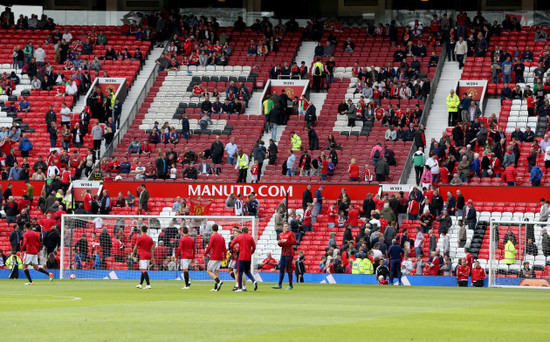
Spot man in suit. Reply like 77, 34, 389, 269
463, 199, 477, 230
138, 184, 149, 213
155, 152, 167, 179
100, 190, 111, 214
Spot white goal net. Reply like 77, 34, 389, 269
488, 219, 550, 288
59, 214, 256, 280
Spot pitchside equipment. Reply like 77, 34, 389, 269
488, 219, 550, 288
60, 214, 256, 280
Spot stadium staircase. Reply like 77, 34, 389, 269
294, 41, 317, 70
86, 46, 165, 167
406, 60, 463, 184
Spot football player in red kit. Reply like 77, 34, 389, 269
272, 223, 297, 291
205, 224, 227, 291
132, 225, 154, 289
229, 227, 257, 292
177, 226, 196, 289
21, 223, 53, 285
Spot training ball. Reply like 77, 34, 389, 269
70, 274, 76, 279
378, 275, 384, 282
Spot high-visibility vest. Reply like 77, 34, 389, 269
446, 94, 460, 112
238, 154, 248, 169
64, 194, 74, 210
362, 258, 374, 274
313, 62, 323, 76
504, 240, 517, 265
291, 134, 301, 151
352, 259, 364, 274
5, 254, 23, 269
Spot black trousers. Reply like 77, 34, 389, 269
457, 54, 465, 69
237, 168, 248, 183
313, 76, 322, 91
415, 166, 423, 185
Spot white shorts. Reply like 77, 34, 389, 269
23, 254, 38, 265
207, 260, 223, 272
228, 260, 237, 269
139, 259, 150, 270
180, 259, 192, 270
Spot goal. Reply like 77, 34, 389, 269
488, 219, 550, 288
59, 214, 257, 280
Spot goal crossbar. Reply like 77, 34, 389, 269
60, 214, 256, 279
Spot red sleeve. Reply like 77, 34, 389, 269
21, 234, 27, 252
192, 240, 195, 259
205, 239, 212, 256
221, 237, 227, 257
288, 232, 297, 246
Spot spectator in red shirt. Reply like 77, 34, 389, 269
302, 203, 313, 232
348, 158, 359, 181
320, 155, 328, 180
327, 202, 338, 228
83, 188, 92, 213
261, 252, 278, 270
347, 204, 360, 227
111, 234, 125, 262
41, 212, 57, 232
456, 258, 470, 287
427, 251, 440, 275
471, 260, 486, 287
153, 240, 168, 270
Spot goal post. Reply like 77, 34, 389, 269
488, 219, 550, 288
59, 214, 257, 280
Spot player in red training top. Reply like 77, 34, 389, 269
177, 226, 195, 289
456, 258, 470, 287
272, 223, 297, 291
471, 260, 486, 287
229, 227, 257, 292
132, 225, 154, 289
21, 223, 53, 285
205, 224, 227, 291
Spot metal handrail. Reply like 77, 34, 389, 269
88, 48, 163, 179
398, 42, 448, 184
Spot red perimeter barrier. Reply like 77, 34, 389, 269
1, 181, 546, 203
102, 181, 380, 200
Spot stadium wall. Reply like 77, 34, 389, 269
1, 181, 546, 202
0, 269, 507, 287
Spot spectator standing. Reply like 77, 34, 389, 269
454, 36, 467, 69
463, 200, 477, 230
9, 224, 22, 251
138, 184, 149, 213
446, 89, 460, 126
235, 150, 249, 183
91, 122, 103, 159
225, 137, 238, 165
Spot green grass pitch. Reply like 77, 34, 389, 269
1, 279, 550, 341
